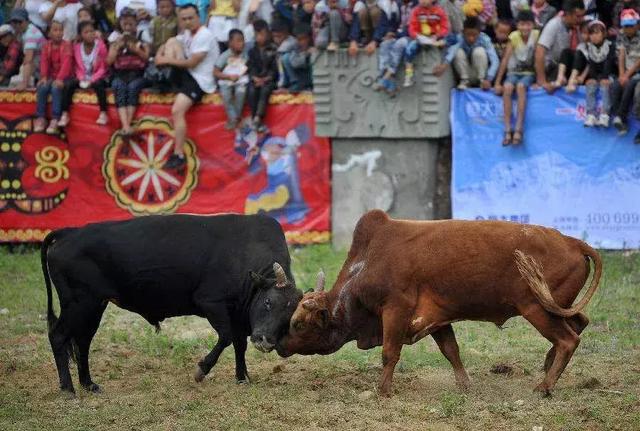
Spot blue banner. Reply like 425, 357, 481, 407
451, 88, 640, 249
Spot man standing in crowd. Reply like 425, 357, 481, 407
534, 0, 585, 93
38, 0, 83, 41
155, 3, 219, 169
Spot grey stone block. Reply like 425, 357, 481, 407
331, 138, 440, 249
313, 49, 453, 139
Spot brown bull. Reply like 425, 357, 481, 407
276, 210, 602, 397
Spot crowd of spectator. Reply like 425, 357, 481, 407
0, 0, 639, 152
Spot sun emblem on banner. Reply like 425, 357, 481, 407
102, 117, 198, 216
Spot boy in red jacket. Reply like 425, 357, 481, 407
35, 21, 73, 134
403, 0, 448, 86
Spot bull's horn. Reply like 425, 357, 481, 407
315, 270, 326, 292
273, 262, 288, 287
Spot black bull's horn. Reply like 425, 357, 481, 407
273, 262, 288, 288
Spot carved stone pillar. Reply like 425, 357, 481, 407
311, 49, 453, 248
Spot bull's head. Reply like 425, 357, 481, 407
248, 262, 302, 353
276, 270, 342, 357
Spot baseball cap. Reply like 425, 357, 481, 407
621, 8, 639, 27
0, 24, 15, 37
9, 8, 29, 23
119, 7, 137, 18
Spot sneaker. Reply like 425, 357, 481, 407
403, 64, 414, 87
326, 42, 339, 51
457, 80, 469, 90
164, 153, 185, 169
382, 78, 397, 96
372, 78, 384, 92
45, 119, 59, 134
598, 114, 610, 128
613, 117, 629, 136
58, 112, 69, 127
96, 112, 108, 125
612, 115, 624, 130
584, 114, 597, 127
33, 117, 46, 133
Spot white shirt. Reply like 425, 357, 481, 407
25, 0, 47, 30
39, 1, 83, 41
178, 26, 220, 93
115, 0, 157, 17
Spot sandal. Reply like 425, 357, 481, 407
512, 130, 523, 145
502, 130, 512, 146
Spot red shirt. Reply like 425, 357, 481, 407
0, 40, 22, 78
40, 40, 73, 81
408, 5, 449, 39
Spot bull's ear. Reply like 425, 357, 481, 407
249, 271, 264, 287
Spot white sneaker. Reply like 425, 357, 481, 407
584, 114, 597, 127
457, 81, 469, 90
598, 114, 610, 128
612, 115, 623, 129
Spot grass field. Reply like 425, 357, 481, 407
0, 245, 639, 430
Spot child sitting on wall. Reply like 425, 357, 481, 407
34, 21, 72, 134
566, 20, 616, 128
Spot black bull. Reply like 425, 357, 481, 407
41, 214, 302, 393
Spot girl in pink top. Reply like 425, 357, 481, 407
60, 21, 110, 126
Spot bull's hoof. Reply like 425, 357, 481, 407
236, 372, 251, 385
193, 366, 206, 383
534, 384, 552, 398
456, 379, 471, 392
59, 386, 76, 398
83, 383, 102, 393
378, 387, 393, 398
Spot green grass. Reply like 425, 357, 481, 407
0, 245, 639, 430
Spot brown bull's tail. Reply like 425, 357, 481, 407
514, 243, 602, 318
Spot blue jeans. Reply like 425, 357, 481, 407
111, 76, 147, 108
610, 74, 640, 118
282, 52, 312, 91
404, 39, 420, 64
219, 82, 247, 122
378, 37, 408, 75
585, 81, 611, 115
36, 81, 64, 119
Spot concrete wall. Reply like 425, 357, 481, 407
312, 50, 453, 249
332, 139, 443, 249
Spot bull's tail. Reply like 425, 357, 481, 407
41, 228, 75, 333
514, 242, 602, 318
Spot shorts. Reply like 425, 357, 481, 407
505, 73, 535, 87
175, 69, 205, 103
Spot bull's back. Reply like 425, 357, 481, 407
352, 216, 588, 320
47, 214, 289, 315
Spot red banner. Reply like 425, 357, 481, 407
0, 91, 330, 243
